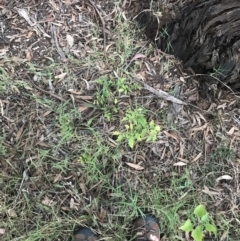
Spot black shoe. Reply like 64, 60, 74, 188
73, 227, 98, 241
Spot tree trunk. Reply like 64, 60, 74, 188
157, 0, 240, 88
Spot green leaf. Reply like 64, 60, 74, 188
128, 137, 135, 148
191, 226, 203, 241
117, 135, 123, 142
149, 120, 155, 127
179, 219, 193, 232
138, 117, 146, 126
150, 129, 157, 136
201, 213, 209, 222
155, 125, 161, 131
205, 223, 217, 235
194, 205, 206, 218
135, 133, 142, 141
125, 124, 129, 130
146, 136, 153, 142
112, 131, 120, 135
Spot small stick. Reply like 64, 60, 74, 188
30, 80, 66, 102
134, 77, 187, 105
134, 77, 217, 115
51, 25, 66, 60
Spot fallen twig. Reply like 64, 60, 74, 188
51, 25, 66, 60
134, 77, 217, 116
134, 77, 187, 105
30, 80, 66, 102
16, 8, 51, 38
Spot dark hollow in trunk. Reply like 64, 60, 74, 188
146, 0, 240, 89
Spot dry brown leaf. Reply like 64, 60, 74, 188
105, 43, 114, 52
26, 31, 34, 38
217, 103, 227, 110
8, 209, 17, 217
160, 146, 166, 160
191, 123, 208, 132
164, 131, 179, 141
49, 0, 59, 10
67, 89, 82, 95
126, 162, 144, 170
130, 53, 146, 63
15, 124, 24, 141
53, 173, 62, 183
174, 161, 187, 166
25, 49, 32, 61
70, 198, 75, 209
11, 85, 20, 93
0, 100, 4, 116
42, 196, 56, 207
236, 159, 240, 165
38, 142, 51, 148
185, 231, 191, 241
0, 48, 8, 57
107, 137, 118, 147
66, 34, 74, 47
197, 112, 207, 122
202, 186, 219, 196
195, 114, 202, 126
62, 0, 74, 5
216, 175, 233, 182
220, 231, 228, 241
78, 106, 88, 112
192, 152, 202, 162
227, 127, 236, 135
180, 77, 185, 82
39, 134, 44, 142
55, 72, 67, 81
75, 96, 93, 100
70, 198, 79, 210
177, 157, 189, 163
179, 142, 184, 157
79, 183, 87, 194
187, 93, 198, 102
17, 8, 51, 38
99, 207, 107, 220
41, 111, 52, 118
26, 155, 38, 163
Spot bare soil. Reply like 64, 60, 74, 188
0, 0, 240, 240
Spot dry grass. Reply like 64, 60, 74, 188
0, 0, 240, 241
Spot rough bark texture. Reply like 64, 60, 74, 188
156, 0, 240, 88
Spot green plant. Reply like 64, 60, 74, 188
94, 76, 115, 106
94, 76, 140, 120
180, 204, 217, 241
113, 108, 160, 148
55, 104, 76, 142
159, 28, 173, 53
210, 146, 235, 162
114, 16, 139, 63
115, 77, 132, 95
94, 76, 118, 120
210, 67, 227, 78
